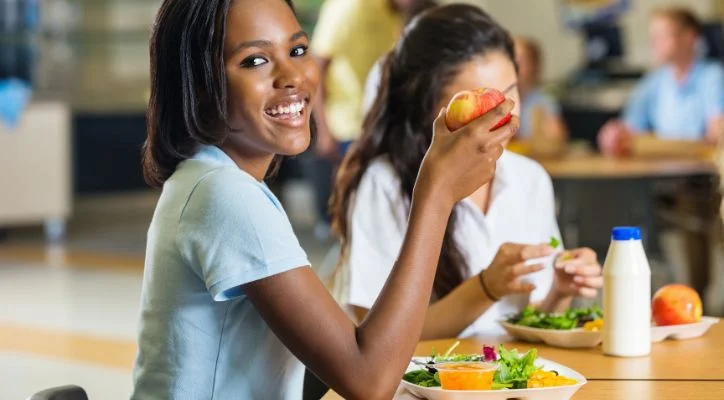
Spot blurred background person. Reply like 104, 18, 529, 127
514, 36, 568, 143
598, 7, 724, 157
302, 0, 419, 239
361, 0, 438, 117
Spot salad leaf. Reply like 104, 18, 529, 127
491, 382, 514, 390
507, 305, 603, 330
433, 354, 483, 363
493, 346, 539, 389
549, 236, 561, 249
403, 369, 440, 387
405, 345, 542, 390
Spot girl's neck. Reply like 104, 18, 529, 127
467, 181, 493, 214
219, 142, 274, 182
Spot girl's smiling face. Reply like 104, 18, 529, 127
222, 0, 319, 162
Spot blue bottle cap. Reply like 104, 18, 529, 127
611, 226, 641, 241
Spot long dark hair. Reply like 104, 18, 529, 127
143, 0, 296, 187
330, 4, 516, 299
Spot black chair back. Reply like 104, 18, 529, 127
28, 385, 88, 400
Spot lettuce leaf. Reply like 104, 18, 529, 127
493, 346, 539, 389
403, 369, 440, 387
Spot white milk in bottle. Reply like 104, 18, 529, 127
602, 226, 651, 357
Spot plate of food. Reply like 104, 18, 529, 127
499, 305, 604, 348
502, 284, 721, 347
401, 344, 586, 400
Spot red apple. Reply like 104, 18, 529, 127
444, 88, 511, 132
651, 284, 703, 326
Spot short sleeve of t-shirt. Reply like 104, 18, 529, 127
177, 167, 309, 301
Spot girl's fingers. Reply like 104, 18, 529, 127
509, 279, 536, 294
511, 262, 545, 277
577, 287, 598, 298
561, 263, 601, 276
573, 275, 604, 288
520, 244, 555, 260
567, 247, 597, 261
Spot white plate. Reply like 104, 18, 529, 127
501, 317, 720, 347
651, 316, 719, 342
401, 357, 586, 400
499, 322, 602, 348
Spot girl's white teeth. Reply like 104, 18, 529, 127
267, 102, 304, 116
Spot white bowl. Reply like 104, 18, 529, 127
401, 357, 586, 400
651, 316, 719, 342
500, 317, 720, 347
499, 322, 602, 348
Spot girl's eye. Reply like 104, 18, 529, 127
241, 56, 268, 68
291, 45, 308, 57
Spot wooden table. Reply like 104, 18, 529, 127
322, 320, 723, 399
323, 381, 724, 400
417, 320, 724, 381
537, 155, 716, 180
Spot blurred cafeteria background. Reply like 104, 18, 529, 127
0, 0, 722, 399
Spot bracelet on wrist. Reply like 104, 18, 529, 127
478, 270, 500, 302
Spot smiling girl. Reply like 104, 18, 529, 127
131, 0, 517, 399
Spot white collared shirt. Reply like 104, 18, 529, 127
339, 151, 560, 337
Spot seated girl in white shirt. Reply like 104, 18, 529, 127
330, 4, 603, 339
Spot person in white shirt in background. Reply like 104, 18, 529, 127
330, 4, 603, 339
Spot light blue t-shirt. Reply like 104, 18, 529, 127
132, 145, 310, 400
518, 89, 562, 138
623, 60, 724, 140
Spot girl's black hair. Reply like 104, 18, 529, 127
143, 0, 295, 187
331, 4, 516, 299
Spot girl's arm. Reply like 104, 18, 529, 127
354, 276, 496, 340
353, 242, 553, 340
243, 102, 516, 400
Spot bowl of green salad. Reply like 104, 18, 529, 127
499, 305, 604, 348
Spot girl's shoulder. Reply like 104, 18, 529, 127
353, 156, 410, 211
499, 151, 552, 187
360, 156, 403, 190
188, 167, 280, 213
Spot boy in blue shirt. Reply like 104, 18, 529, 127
599, 7, 723, 155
